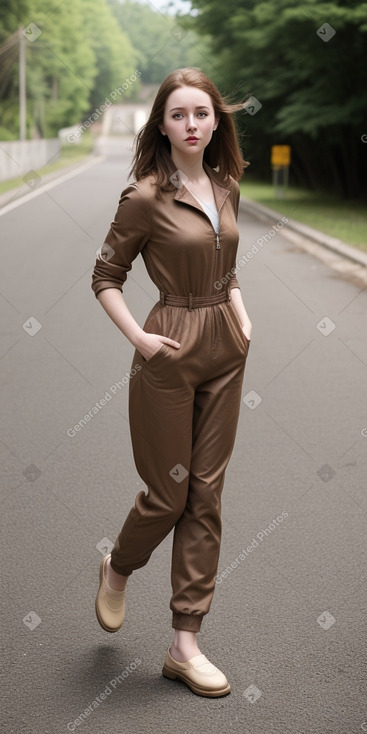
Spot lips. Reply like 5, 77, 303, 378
185, 137, 198, 141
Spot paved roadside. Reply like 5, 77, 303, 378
0, 153, 105, 214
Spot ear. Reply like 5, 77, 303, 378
158, 125, 166, 136
213, 116, 220, 131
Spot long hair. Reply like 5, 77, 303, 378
129, 67, 250, 200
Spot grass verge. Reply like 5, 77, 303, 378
239, 178, 367, 252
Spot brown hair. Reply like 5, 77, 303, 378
129, 67, 250, 199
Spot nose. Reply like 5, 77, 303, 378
186, 115, 197, 132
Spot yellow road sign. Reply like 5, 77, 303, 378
271, 145, 291, 166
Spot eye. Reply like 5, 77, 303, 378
172, 112, 208, 119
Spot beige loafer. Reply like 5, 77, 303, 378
95, 553, 126, 633
162, 649, 231, 697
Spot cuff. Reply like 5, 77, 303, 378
172, 612, 203, 632
229, 277, 240, 290
92, 284, 122, 299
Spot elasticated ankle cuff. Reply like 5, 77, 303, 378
172, 612, 203, 632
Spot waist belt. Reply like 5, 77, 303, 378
159, 288, 231, 311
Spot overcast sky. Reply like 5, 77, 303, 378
124, 0, 193, 16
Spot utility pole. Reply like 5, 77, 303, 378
19, 26, 26, 140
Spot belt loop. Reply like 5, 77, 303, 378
226, 285, 231, 303
188, 292, 193, 311
160, 290, 166, 307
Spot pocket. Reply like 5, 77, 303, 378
228, 304, 250, 349
141, 343, 167, 365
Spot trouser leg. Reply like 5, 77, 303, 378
170, 360, 246, 632
110, 347, 194, 577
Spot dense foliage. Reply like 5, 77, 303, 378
177, 0, 367, 196
1, 0, 366, 195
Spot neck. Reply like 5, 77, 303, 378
169, 148, 208, 184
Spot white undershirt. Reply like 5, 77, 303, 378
188, 191, 219, 234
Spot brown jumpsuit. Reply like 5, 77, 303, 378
91, 159, 250, 633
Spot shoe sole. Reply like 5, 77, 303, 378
95, 599, 122, 633
162, 665, 231, 698
95, 556, 124, 633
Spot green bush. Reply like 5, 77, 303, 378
0, 127, 17, 141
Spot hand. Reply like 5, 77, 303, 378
136, 332, 181, 362
242, 321, 252, 342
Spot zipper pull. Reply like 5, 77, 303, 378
216, 233, 220, 250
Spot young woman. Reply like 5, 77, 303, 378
92, 67, 252, 698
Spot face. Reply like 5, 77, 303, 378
158, 85, 219, 155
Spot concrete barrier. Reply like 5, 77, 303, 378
0, 139, 60, 182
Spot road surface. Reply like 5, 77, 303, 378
1, 142, 367, 734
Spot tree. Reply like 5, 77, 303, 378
107, 0, 214, 85
26, 0, 96, 136
179, 0, 367, 197
82, 0, 139, 111
0, 0, 140, 138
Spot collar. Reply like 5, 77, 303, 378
172, 159, 231, 213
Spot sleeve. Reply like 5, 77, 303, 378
91, 183, 151, 299
229, 179, 241, 291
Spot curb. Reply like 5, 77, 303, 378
239, 195, 367, 269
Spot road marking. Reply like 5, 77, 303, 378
0, 155, 105, 217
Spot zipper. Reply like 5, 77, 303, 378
211, 215, 221, 291
195, 209, 221, 248
181, 188, 226, 249
197, 196, 227, 287
177, 188, 230, 285
193, 203, 221, 248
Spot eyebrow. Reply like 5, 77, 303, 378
169, 106, 210, 112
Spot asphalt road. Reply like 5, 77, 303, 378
1, 142, 367, 734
